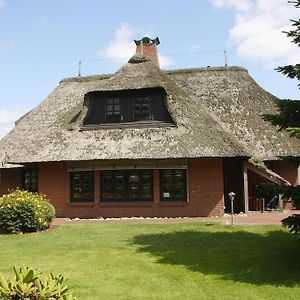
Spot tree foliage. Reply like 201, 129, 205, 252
263, 99, 300, 137
264, 0, 300, 233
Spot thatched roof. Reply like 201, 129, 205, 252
1, 58, 300, 164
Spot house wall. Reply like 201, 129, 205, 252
0, 168, 22, 195
37, 158, 224, 218
277, 161, 299, 209
278, 161, 299, 186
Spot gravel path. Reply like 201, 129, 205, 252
51, 210, 300, 227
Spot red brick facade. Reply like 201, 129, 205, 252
277, 161, 299, 186
0, 158, 224, 218
1, 157, 299, 217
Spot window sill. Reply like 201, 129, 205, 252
100, 201, 154, 207
68, 202, 96, 207
159, 201, 188, 206
80, 120, 175, 130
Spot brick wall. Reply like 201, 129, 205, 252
278, 161, 299, 186
277, 161, 299, 209
37, 158, 225, 218
0, 168, 22, 195
38, 161, 69, 216
188, 158, 224, 216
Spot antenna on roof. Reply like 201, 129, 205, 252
224, 50, 228, 67
78, 60, 82, 77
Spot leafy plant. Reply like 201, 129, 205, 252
0, 189, 55, 234
282, 214, 300, 234
249, 156, 266, 168
0, 266, 76, 299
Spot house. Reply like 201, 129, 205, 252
0, 37, 299, 218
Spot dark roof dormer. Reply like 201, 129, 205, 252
81, 87, 175, 130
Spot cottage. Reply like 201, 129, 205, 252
0, 37, 299, 218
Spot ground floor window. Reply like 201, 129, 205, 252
22, 168, 38, 192
70, 171, 94, 202
160, 169, 187, 201
101, 170, 153, 202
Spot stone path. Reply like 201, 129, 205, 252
51, 210, 300, 227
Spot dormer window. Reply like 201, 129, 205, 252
82, 87, 174, 129
134, 97, 151, 121
106, 98, 121, 121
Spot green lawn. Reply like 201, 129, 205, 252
0, 222, 300, 300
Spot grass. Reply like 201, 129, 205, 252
0, 222, 300, 299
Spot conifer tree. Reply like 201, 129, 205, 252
264, 0, 300, 233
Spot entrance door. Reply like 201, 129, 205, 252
223, 158, 245, 213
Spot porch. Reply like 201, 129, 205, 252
224, 158, 296, 214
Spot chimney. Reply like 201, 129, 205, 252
134, 37, 160, 68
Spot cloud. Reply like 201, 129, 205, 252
102, 24, 135, 64
0, 108, 27, 138
159, 55, 172, 68
211, 0, 300, 67
101, 23, 172, 68
212, 0, 253, 12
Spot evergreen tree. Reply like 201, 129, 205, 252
264, 0, 300, 233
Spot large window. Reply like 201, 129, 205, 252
22, 169, 38, 192
101, 170, 153, 202
160, 169, 187, 201
70, 171, 94, 202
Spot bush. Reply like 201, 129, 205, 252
0, 189, 55, 234
0, 265, 76, 299
282, 214, 300, 234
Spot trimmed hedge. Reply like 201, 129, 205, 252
0, 189, 55, 234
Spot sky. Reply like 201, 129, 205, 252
0, 0, 300, 138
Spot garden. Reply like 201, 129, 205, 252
0, 222, 300, 299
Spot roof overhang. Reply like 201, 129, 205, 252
245, 161, 290, 186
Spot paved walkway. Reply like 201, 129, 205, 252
51, 210, 300, 226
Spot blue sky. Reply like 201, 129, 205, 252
0, 0, 299, 137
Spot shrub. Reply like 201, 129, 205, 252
0, 189, 55, 234
0, 265, 76, 299
282, 214, 300, 234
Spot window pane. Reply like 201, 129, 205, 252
134, 97, 151, 121
160, 169, 187, 201
101, 170, 125, 201
101, 170, 153, 202
22, 168, 38, 192
106, 104, 113, 111
70, 171, 94, 202
105, 99, 122, 122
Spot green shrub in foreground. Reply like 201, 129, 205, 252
0, 189, 55, 234
282, 214, 300, 234
0, 266, 76, 299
